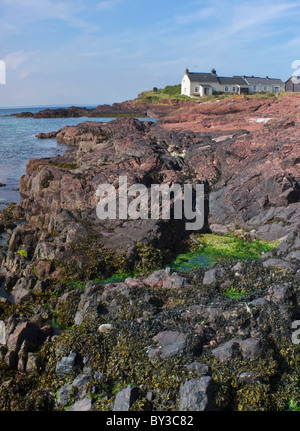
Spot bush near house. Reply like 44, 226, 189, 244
138, 84, 191, 103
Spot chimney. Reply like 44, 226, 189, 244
211, 68, 217, 75
265, 76, 269, 79
185, 68, 189, 75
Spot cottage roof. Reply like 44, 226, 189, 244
218, 76, 248, 86
187, 72, 219, 83
185, 70, 284, 88
242, 76, 283, 86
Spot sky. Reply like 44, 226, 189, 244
0, 0, 300, 107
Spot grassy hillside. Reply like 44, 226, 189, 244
138, 84, 192, 103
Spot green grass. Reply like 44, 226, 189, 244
137, 85, 287, 105
193, 92, 277, 102
138, 84, 192, 104
161, 84, 182, 96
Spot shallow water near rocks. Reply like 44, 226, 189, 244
0, 107, 155, 211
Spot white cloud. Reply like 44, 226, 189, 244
221, 1, 299, 37
159, 0, 300, 59
0, 0, 98, 33
3, 50, 34, 70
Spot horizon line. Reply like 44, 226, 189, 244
0, 103, 102, 109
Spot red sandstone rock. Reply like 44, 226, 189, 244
7, 321, 51, 353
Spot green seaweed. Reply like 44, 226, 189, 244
49, 162, 78, 170
224, 288, 247, 299
196, 234, 278, 260
170, 234, 278, 272
99, 272, 133, 285
96, 234, 278, 281
288, 399, 300, 411
69, 279, 86, 291
17, 249, 28, 259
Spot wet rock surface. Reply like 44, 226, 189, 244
179, 376, 215, 411
113, 385, 139, 411
0, 94, 299, 411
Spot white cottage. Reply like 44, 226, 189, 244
181, 69, 219, 97
181, 68, 284, 97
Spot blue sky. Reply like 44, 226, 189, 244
0, 0, 300, 107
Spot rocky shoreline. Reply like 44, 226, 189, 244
10, 96, 190, 120
0, 94, 299, 411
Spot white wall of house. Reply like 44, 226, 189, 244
181, 75, 191, 96
191, 82, 240, 95
248, 83, 285, 93
191, 82, 200, 95
190, 82, 205, 96
182, 80, 222, 96
185, 81, 245, 96
215, 84, 238, 93
199, 86, 213, 96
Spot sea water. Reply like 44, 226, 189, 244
0, 107, 152, 211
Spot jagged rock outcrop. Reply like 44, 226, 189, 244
159, 95, 300, 239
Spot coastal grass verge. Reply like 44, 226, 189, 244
138, 84, 192, 104
137, 87, 284, 107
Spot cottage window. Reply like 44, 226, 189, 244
253, 85, 257, 92
232, 86, 236, 92
225, 86, 229, 92
194, 86, 199, 93
264, 85, 268, 91
274, 86, 280, 92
